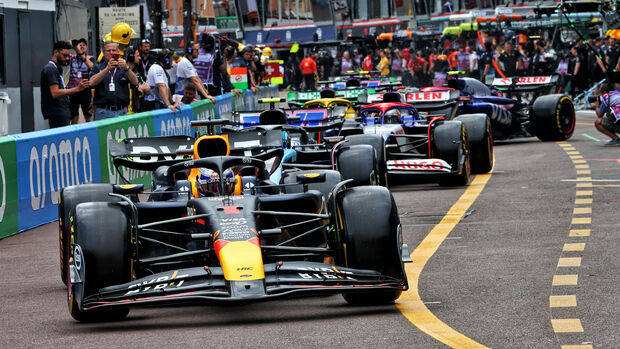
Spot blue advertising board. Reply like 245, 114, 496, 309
11, 123, 102, 231
151, 106, 195, 137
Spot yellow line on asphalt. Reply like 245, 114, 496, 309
397, 172, 493, 349
551, 319, 584, 333
569, 229, 590, 237
550, 295, 577, 307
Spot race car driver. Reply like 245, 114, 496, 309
594, 78, 620, 146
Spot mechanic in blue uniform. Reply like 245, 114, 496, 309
594, 78, 620, 146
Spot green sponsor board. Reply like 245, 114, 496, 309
336, 88, 375, 99
287, 88, 374, 102
215, 16, 239, 31
0, 136, 18, 239
95, 113, 155, 187
192, 99, 218, 137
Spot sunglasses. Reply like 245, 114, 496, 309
141, 39, 151, 44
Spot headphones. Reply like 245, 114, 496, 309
186, 41, 195, 55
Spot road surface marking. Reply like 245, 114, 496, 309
557, 257, 582, 267
575, 191, 592, 196
561, 345, 593, 349
550, 295, 577, 307
551, 319, 584, 333
581, 133, 600, 142
572, 207, 592, 214
397, 172, 493, 349
571, 217, 591, 224
563, 243, 586, 251
569, 229, 590, 237
574, 198, 592, 204
553, 275, 579, 285
576, 170, 591, 175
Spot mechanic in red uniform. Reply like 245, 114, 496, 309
299, 52, 318, 91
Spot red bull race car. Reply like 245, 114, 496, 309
60, 128, 410, 322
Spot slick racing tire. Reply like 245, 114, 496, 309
432, 121, 471, 186
337, 186, 405, 305
67, 202, 132, 322
336, 144, 379, 187
344, 134, 389, 187
454, 113, 493, 174
59, 184, 116, 286
530, 94, 575, 141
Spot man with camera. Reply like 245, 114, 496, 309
41, 41, 91, 128
68, 38, 94, 123
89, 40, 139, 120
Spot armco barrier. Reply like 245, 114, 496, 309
0, 86, 278, 238
0, 136, 18, 239
12, 123, 103, 231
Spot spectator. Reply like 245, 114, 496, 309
175, 42, 216, 102
467, 46, 479, 79
518, 49, 531, 76
89, 40, 139, 120
530, 40, 550, 76
362, 52, 374, 71
376, 50, 390, 76
212, 42, 240, 96
407, 51, 428, 87
479, 41, 496, 83
498, 41, 522, 77
68, 38, 94, 123
570, 46, 587, 96
341, 50, 353, 75
318, 49, 334, 80
391, 48, 404, 79
455, 46, 470, 73
352, 49, 362, 69
136, 39, 154, 81
96, 22, 135, 63
125, 46, 151, 113
430, 52, 450, 86
299, 51, 318, 91
606, 38, 620, 84
285, 55, 297, 90
41, 41, 90, 128
594, 80, 620, 146
172, 81, 199, 106
144, 48, 181, 113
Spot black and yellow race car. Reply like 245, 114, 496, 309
61, 134, 411, 322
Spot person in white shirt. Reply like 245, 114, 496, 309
175, 43, 216, 102
144, 48, 181, 113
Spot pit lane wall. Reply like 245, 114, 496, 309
0, 86, 279, 239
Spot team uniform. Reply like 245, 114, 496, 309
599, 90, 620, 134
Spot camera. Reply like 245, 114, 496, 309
125, 45, 136, 63
588, 95, 598, 104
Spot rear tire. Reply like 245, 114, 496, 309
530, 94, 575, 141
344, 134, 389, 186
336, 144, 378, 186
67, 202, 132, 322
59, 184, 116, 286
336, 186, 404, 305
432, 121, 471, 186
455, 114, 493, 174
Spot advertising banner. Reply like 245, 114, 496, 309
216, 94, 234, 120
0, 136, 18, 239
233, 92, 245, 112
95, 113, 155, 187
12, 124, 102, 231
244, 90, 256, 111
192, 99, 217, 137
152, 105, 194, 137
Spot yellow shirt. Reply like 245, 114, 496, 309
377, 57, 390, 76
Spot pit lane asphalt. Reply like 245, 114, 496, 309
2, 111, 619, 348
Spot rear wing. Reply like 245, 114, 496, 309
232, 108, 337, 127
491, 75, 559, 92
109, 136, 194, 171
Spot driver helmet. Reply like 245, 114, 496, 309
384, 108, 402, 124
197, 168, 235, 196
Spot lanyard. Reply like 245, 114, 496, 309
109, 68, 118, 81
49, 60, 66, 88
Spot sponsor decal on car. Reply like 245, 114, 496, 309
387, 159, 451, 172
406, 91, 451, 102
492, 76, 552, 86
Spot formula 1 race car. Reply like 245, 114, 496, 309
63, 152, 411, 322
398, 74, 575, 142
354, 96, 491, 186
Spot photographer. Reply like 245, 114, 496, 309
594, 79, 620, 146
89, 40, 138, 120
68, 38, 94, 123
212, 39, 240, 96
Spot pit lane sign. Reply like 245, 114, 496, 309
98, 7, 141, 37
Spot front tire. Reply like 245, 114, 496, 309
59, 184, 116, 286
336, 186, 404, 305
67, 202, 132, 322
